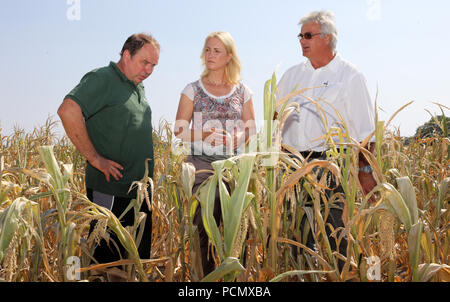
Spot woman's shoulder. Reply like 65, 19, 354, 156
181, 79, 207, 101
238, 81, 252, 91
236, 81, 253, 94
183, 79, 201, 89
182, 79, 203, 91
236, 81, 253, 100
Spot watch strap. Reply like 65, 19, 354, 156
359, 165, 373, 173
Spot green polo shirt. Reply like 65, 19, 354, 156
65, 62, 154, 198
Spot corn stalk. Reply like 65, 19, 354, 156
198, 153, 255, 281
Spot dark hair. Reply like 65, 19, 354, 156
120, 33, 160, 58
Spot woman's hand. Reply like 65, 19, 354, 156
203, 128, 232, 147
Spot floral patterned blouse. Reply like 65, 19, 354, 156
181, 79, 253, 159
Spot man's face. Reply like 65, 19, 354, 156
123, 43, 159, 85
299, 22, 331, 60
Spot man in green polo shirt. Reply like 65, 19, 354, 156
57, 33, 159, 272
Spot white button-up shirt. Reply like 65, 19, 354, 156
277, 54, 375, 152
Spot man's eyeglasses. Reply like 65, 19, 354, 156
297, 32, 322, 40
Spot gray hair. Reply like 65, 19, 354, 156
299, 10, 338, 52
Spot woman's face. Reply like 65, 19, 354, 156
204, 37, 231, 72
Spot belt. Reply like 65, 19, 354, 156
300, 151, 326, 159
281, 147, 326, 160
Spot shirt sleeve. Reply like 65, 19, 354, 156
345, 72, 375, 142
276, 68, 294, 112
64, 71, 110, 120
181, 83, 195, 101
242, 83, 253, 103
277, 72, 290, 101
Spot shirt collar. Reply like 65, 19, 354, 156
110, 61, 128, 82
305, 53, 341, 73
109, 61, 143, 88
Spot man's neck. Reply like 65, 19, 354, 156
309, 52, 336, 69
116, 60, 126, 75
116, 60, 138, 85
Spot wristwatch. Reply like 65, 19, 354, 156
359, 165, 373, 173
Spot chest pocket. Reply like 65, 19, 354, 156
313, 82, 344, 105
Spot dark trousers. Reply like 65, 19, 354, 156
297, 202, 347, 272
289, 151, 348, 272
87, 188, 152, 264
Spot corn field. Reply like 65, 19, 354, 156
0, 75, 449, 282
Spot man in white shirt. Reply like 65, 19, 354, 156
277, 10, 377, 272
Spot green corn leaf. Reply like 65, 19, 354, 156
408, 221, 423, 282
200, 257, 245, 282
381, 183, 412, 232
270, 72, 277, 118
436, 177, 449, 228
38, 146, 70, 211
223, 154, 256, 257
189, 199, 199, 225
0, 197, 39, 262
28, 191, 54, 201
263, 79, 272, 122
198, 174, 224, 261
38, 146, 64, 189
439, 107, 448, 137
212, 159, 233, 218
396, 177, 419, 225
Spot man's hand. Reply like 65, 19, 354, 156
358, 170, 377, 203
90, 155, 124, 183
58, 98, 123, 183
359, 142, 377, 203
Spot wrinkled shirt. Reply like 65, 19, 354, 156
277, 54, 375, 152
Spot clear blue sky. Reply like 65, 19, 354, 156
1, 0, 449, 137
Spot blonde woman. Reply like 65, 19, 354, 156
174, 31, 256, 276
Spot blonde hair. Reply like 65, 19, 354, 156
200, 31, 242, 85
